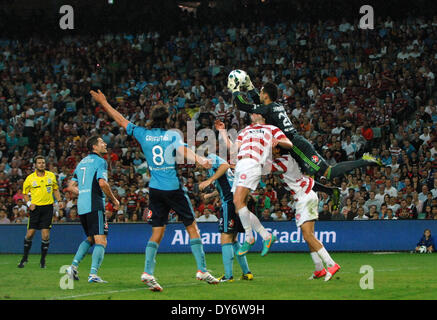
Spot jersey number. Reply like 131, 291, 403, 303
152, 146, 164, 165
80, 167, 86, 184
278, 111, 293, 128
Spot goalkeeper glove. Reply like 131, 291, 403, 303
242, 74, 255, 91
227, 75, 241, 93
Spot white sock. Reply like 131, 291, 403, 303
317, 247, 335, 268
238, 207, 254, 243
249, 212, 271, 241
310, 251, 324, 271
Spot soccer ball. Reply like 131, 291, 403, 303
419, 245, 427, 253
227, 69, 247, 91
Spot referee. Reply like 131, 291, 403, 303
18, 155, 64, 268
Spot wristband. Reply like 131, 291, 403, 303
27, 201, 32, 207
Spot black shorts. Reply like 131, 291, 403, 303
149, 187, 195, 227
79, 210, 108, 237
289, 134, 329, 178
218, 200, 244, 234
28, 204, 54, 230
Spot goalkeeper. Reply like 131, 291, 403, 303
228, 73, 382, 191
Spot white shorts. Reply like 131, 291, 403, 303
294, 190, 319, 228
231, 158, 262, 193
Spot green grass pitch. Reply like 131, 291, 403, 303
1, 252, 436, 300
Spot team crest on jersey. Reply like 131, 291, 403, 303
32, 181, 38, 187
311, 155, 319, 163
295, 213, 301, 221
228, 219, 235, 228
47, 178, 52, 184
240, 174, 247, 180
146, 209, 153, 219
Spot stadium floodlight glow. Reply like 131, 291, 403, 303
108, 0, 114, 4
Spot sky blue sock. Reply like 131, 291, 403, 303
90, 244, 105, 275
190, 238, 207, 272
72, 240, 91, 267
144, 241, 159, 275
221, 243, 234, 279
233, 241, 250, 274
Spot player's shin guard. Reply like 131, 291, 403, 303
72, 240, 92, 267
237, 207, 254, 243
144, 241, 159, 275
190, 238, 207, 272
221, 243, 234, 279
23, 237, 32, 260
249, 212, 271, 241
41, 240, 50, 262
90, 244, 105, 275
232, 242, 250, 274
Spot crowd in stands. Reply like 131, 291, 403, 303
1, 4, 437, 224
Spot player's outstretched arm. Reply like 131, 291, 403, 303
178, 146, 210, 168
98, 178, 120, 210
199, 162, 230, 191
90, 90, 129, 130
232, 92, 268, 115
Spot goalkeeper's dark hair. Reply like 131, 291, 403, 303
146, 104, 169, 129
87, 135, 101, 152
262, 82, 278, 101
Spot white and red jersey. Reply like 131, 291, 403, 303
236, 123, 286, 165
271, 154, 314, 196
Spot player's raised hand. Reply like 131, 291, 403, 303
227, 76, 240, 93
215, 119, 225, 131
90, 89, 107, 105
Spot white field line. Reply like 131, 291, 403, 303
49, 277, 266, 300
49, 266, 424, 299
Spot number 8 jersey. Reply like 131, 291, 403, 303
126, 122, 184, 191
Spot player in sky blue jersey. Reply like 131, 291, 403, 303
65, 136, 120, 283
199, 153, 253, 282
90, 89, 219, 291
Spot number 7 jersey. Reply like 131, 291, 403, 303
72, 153, 108, 215
126, 122, 184, 191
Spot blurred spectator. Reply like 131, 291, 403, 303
319, 204, 332, 221
260, 209, 274, 222
196, 209, 218, 222
354, 207, 369, 220
66, 206, 80, 222
271, 209, 287, 221
0, 208, 10, 224
384, 208, 398, 220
